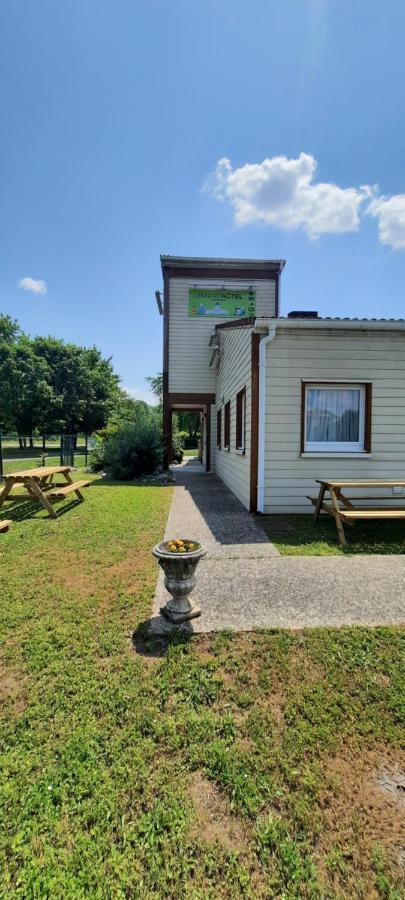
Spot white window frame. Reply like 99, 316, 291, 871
304, 383, 366, 453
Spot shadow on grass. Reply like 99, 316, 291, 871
1, 498, 84, 522
132, 617, 194, 658
260, 514, 405, 555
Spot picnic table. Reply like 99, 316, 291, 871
308, 479, 405, 547
0, 465, 90, 520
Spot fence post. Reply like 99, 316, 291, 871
60, 435, 63, 466
85, 435, 88, 467
0, 431, 3, 481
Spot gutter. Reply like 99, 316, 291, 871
254, 318, 405, 333
256, 326, 276, 514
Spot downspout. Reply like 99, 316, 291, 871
257, 327, 276, 513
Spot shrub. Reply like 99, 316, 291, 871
172, 431, 184, 463
91, 420, 162, 479
89, 435, 106, 472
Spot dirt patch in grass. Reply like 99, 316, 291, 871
189, 771, 249, 851
0, 664, 26, 714
53, 544, 156, 603
318, 745, 405, 881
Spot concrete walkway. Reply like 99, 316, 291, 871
150, 459, 405, 633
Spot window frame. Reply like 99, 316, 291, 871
224, 400, 231, 451
301, 382, 371, 454
217, 408, 222, 450
236, 386, 246, 452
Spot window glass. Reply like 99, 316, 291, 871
305, 385, 365, 452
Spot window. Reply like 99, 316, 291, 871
302, 383, 371, 453
217, 409, 222, 449
224, 401, 230, 450
236, 387, 246, 451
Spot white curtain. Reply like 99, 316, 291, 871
306, 389, 360, 443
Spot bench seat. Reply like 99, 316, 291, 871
340, 509, 405, 520
48, 480, 90, 501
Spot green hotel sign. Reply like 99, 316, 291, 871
188, 287, 256, 318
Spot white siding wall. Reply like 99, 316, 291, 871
213, 326, 253, 509
168, 277, 275, 393
264, 329, 405, 513
210, 404, 216, 473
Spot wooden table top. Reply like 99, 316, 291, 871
316, 479, 405, 489
5, 465, 72, 479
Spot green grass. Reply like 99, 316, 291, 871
261, 514, 405, 555
0, 481, 404, 898
183, 448, 199, 457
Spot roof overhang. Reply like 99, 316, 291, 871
254, 317, 405, 334
160, 255, 286, 275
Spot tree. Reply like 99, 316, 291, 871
0, 314, 20, 344
108, 388, 145, 427
177, 411, 201, 440
0, 338, 54, 439
32, 337, 120, 435
146, 373, 163, 407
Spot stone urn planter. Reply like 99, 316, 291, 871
153, 539, 207, 623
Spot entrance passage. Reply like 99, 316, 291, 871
163, 392, 215, 471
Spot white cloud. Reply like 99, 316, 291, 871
204, 153, 373, 239
367, 194, 405, 250
18, 277, 47, 295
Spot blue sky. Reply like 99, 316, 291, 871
1, 0, 405, 403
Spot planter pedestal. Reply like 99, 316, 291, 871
161, 600, 201, 625
152, 542, 206, 624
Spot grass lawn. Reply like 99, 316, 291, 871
261, 514, 405, 556
0, 477, 404, 898
183, 448, 199, 457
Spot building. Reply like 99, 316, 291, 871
158, 255, 405, 514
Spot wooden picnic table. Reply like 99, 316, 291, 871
0, 465, 90, 520
308, 479, 405, 547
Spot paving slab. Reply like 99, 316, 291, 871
158, 459, 278, 559
150, 460, 405, 634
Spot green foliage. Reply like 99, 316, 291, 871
171, 430, 184, 463
0, 314, 20, 343
0, 316, 119, 437
107, 388, 148, 428
177, 411, 201, 441
0, 338, 54, 433
32, 336, 119, 434
94, 417, 163, 479
146, 372, 163, 406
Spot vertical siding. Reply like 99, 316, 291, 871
168, 277, 275, 393
214, 326, 253, 509
264, 329, 405, 513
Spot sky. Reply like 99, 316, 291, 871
1, 0, 405, 404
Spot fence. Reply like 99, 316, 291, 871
0, 433, 94, 481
